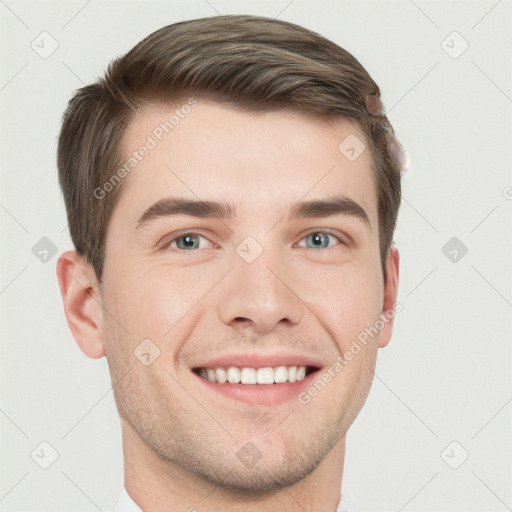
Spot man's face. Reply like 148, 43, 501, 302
99, 99, 396, 492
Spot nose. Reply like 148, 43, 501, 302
217, 245, 305, 335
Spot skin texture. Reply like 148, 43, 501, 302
57, 99, 399, 512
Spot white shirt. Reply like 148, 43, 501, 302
112, 487, 355, 511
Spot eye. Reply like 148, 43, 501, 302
164, 231, 215, 251
296, 231, 345, 249
161, 230, 347, 252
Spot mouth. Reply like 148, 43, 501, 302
191, 364, 323, 405
192, 365, 320, 384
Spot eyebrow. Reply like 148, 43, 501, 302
136, 194, 370, 229
288, 195, 369, 224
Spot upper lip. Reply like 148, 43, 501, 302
192, 353, 324, 369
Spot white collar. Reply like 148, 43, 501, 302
112, 487, 142, 512
112, 487, 355, 511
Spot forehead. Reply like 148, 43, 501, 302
114, 100, 378, 230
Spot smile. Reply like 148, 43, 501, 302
194, 365, 316, 384
192, 363, 322, 405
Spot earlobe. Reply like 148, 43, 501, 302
56, 250, 105, 359
378, 246, 400, 349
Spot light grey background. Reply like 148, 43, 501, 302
1, 0, 511, 510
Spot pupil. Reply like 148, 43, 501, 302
312, 233, 327, 248
181, 235, 197, 248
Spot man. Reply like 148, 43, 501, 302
56, 14, 406, 512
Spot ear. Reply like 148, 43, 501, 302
56, 250, 105, 359
377, 246, 400, 348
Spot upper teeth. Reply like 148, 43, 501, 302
198, 365, 307, 384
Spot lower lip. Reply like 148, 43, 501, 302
192, 370, 320, 405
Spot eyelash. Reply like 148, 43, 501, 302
161, 230, 347, 252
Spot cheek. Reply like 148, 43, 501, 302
302, 262, 383, 340
100, 264, 168, 355
115, 265, 214, 345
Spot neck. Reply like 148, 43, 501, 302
122, 420, 346, 512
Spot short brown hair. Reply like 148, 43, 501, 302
58, 14, 401, 282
